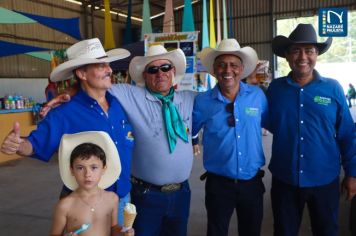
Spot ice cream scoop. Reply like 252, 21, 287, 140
124, 203, 136, 214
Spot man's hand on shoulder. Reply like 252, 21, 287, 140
40, 93, 71, 118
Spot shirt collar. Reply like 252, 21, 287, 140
286, 70, 325, 87
76, 87, 114, 106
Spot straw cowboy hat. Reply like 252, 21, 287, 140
58, 131, 121, 191
200, 38, 258, 79
50, 38, 130, 82
129, 44, 186, 86
272, 23, 333, 58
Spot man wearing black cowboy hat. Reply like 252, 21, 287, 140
266, 23, 356, 236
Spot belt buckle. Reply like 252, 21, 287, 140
161, 183, 181, 192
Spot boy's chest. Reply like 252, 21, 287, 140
66, 204, 112, 235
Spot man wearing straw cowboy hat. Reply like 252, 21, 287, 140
40, 44, 196, 236
192, 38, 268, 236
0, 38, 135, 226
267, 23, 356, 236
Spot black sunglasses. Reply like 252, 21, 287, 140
146, 64, 173, 74
225, 103, 235, 127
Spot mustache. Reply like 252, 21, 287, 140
102, 72, 112, 79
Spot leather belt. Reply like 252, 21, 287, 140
201, 170, 265, 183
131, 176, 184, 193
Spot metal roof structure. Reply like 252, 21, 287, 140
72, 0, 193, 21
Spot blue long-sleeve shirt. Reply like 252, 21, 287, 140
266, 71, 356, 187
28, 89, 134, 197
192, 82, 268, 180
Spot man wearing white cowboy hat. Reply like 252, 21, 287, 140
109, 44, 196, 236
267, 23, 356, 236
192, 38, 268, 236
35, 41, 196, 236
0, 38, 135, 226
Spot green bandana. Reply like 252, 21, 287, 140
149, 87, 188, 153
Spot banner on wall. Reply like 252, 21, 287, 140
144, 31, 199, 91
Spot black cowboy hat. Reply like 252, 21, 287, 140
272, 23, 333, 58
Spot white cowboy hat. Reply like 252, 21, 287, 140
58, 131, 121, 191
200, 38, 258, 79
128, 44, 186, 86
50, 38, 130, 82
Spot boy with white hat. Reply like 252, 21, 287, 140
0, 38, 135, 226
50, 131, 134, 236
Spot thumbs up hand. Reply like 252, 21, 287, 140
1, 122, 25, 155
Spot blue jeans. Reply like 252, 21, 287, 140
271, 177, 339, 236
118, 193, 131, 226
131, 180, 191, 236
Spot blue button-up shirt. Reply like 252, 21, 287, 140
266, 71, 356, 187
28, 89, 134, 197
192, 82, 268, 180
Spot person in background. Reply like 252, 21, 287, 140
267, 23, 356, 236
0, 38, 134, 226
242, 61, 269, 136
347, 83, 356, 108
193, 38, 267, 236
45, 77, 58, 102
50, 132, 134, 236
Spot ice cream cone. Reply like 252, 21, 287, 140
123, 210, 137, 229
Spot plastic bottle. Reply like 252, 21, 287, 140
8, 95, 16, 110
29, 97, 34, 108
15, 95, 21, 109
19, 95, 24, 109
4, 96, 10, 110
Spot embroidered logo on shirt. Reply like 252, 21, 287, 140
314, 96, 331, 106
126, 131, 134, 141
245, 107, 259, 116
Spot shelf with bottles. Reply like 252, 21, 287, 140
0, 94, 36, 111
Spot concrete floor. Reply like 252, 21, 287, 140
0, 107, 355, 235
